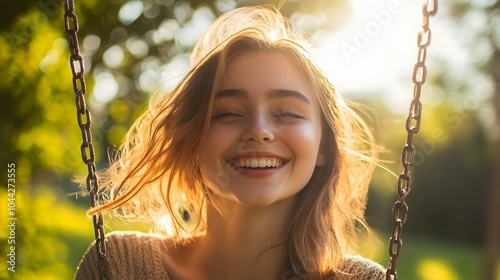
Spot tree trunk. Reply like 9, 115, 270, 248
483, 48, 500, 280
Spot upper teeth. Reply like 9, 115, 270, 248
234, 158, 283, 168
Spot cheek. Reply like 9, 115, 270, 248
200, 124, 238, 165
199, 125, 241, 192
280, 124, 321, 156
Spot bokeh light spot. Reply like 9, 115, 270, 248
118, 1, 144, 25
418, 259, 458, 280
103, 45, 124, 68
93, 72, 118, 104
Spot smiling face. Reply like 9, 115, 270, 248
199, 50, 325, 207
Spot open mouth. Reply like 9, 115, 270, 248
229, 157, 285, 169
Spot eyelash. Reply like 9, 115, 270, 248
275, 110, 304, 119
212, 110, 304, 120
212, 110, 242, 119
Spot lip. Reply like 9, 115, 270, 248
228, 151, 287, 160
226, 151, 289, 179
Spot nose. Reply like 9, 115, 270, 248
241, 112, 275, 144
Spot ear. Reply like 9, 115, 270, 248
316, 139, 326, 167
316, 153, 326, 167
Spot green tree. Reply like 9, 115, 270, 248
447, 1, 500, 278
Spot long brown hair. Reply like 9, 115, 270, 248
86, 6, 377, 279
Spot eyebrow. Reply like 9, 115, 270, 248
216, 88, 311, 105
216, 89, 248, 99
268, 89, 311, 105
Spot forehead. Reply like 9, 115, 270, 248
222, 50, 311, 91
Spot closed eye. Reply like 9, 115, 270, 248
212, 110, 244, 119
274, 111, 304, 119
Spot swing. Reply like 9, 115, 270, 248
63, 1, 437, 279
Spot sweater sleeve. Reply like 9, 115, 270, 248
336, 255, 386, 280
74, 231, 170, 280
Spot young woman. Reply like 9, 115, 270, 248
76, 6, 385, 280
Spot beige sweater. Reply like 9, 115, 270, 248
75, 231, 386, 280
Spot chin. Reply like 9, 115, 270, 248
227, 186, 297, 208
234, 196, 280, 208
205, 176, 303, 209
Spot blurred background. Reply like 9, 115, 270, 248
0, 0, 498, 279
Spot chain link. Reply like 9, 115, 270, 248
386, 0, 437, 279
63, 0, 110, 279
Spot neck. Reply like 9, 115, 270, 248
195, 196, 297, 280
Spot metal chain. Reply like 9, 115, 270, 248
386, 1, 437, 279
63, 0, 110, 279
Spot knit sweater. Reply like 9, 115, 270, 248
75, 231, 386, 280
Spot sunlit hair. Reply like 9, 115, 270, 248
86, 5, 377, 279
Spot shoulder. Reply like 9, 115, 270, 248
335, 255, 386, 280
105, 230, 166, 246
75, 231, 171, 280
